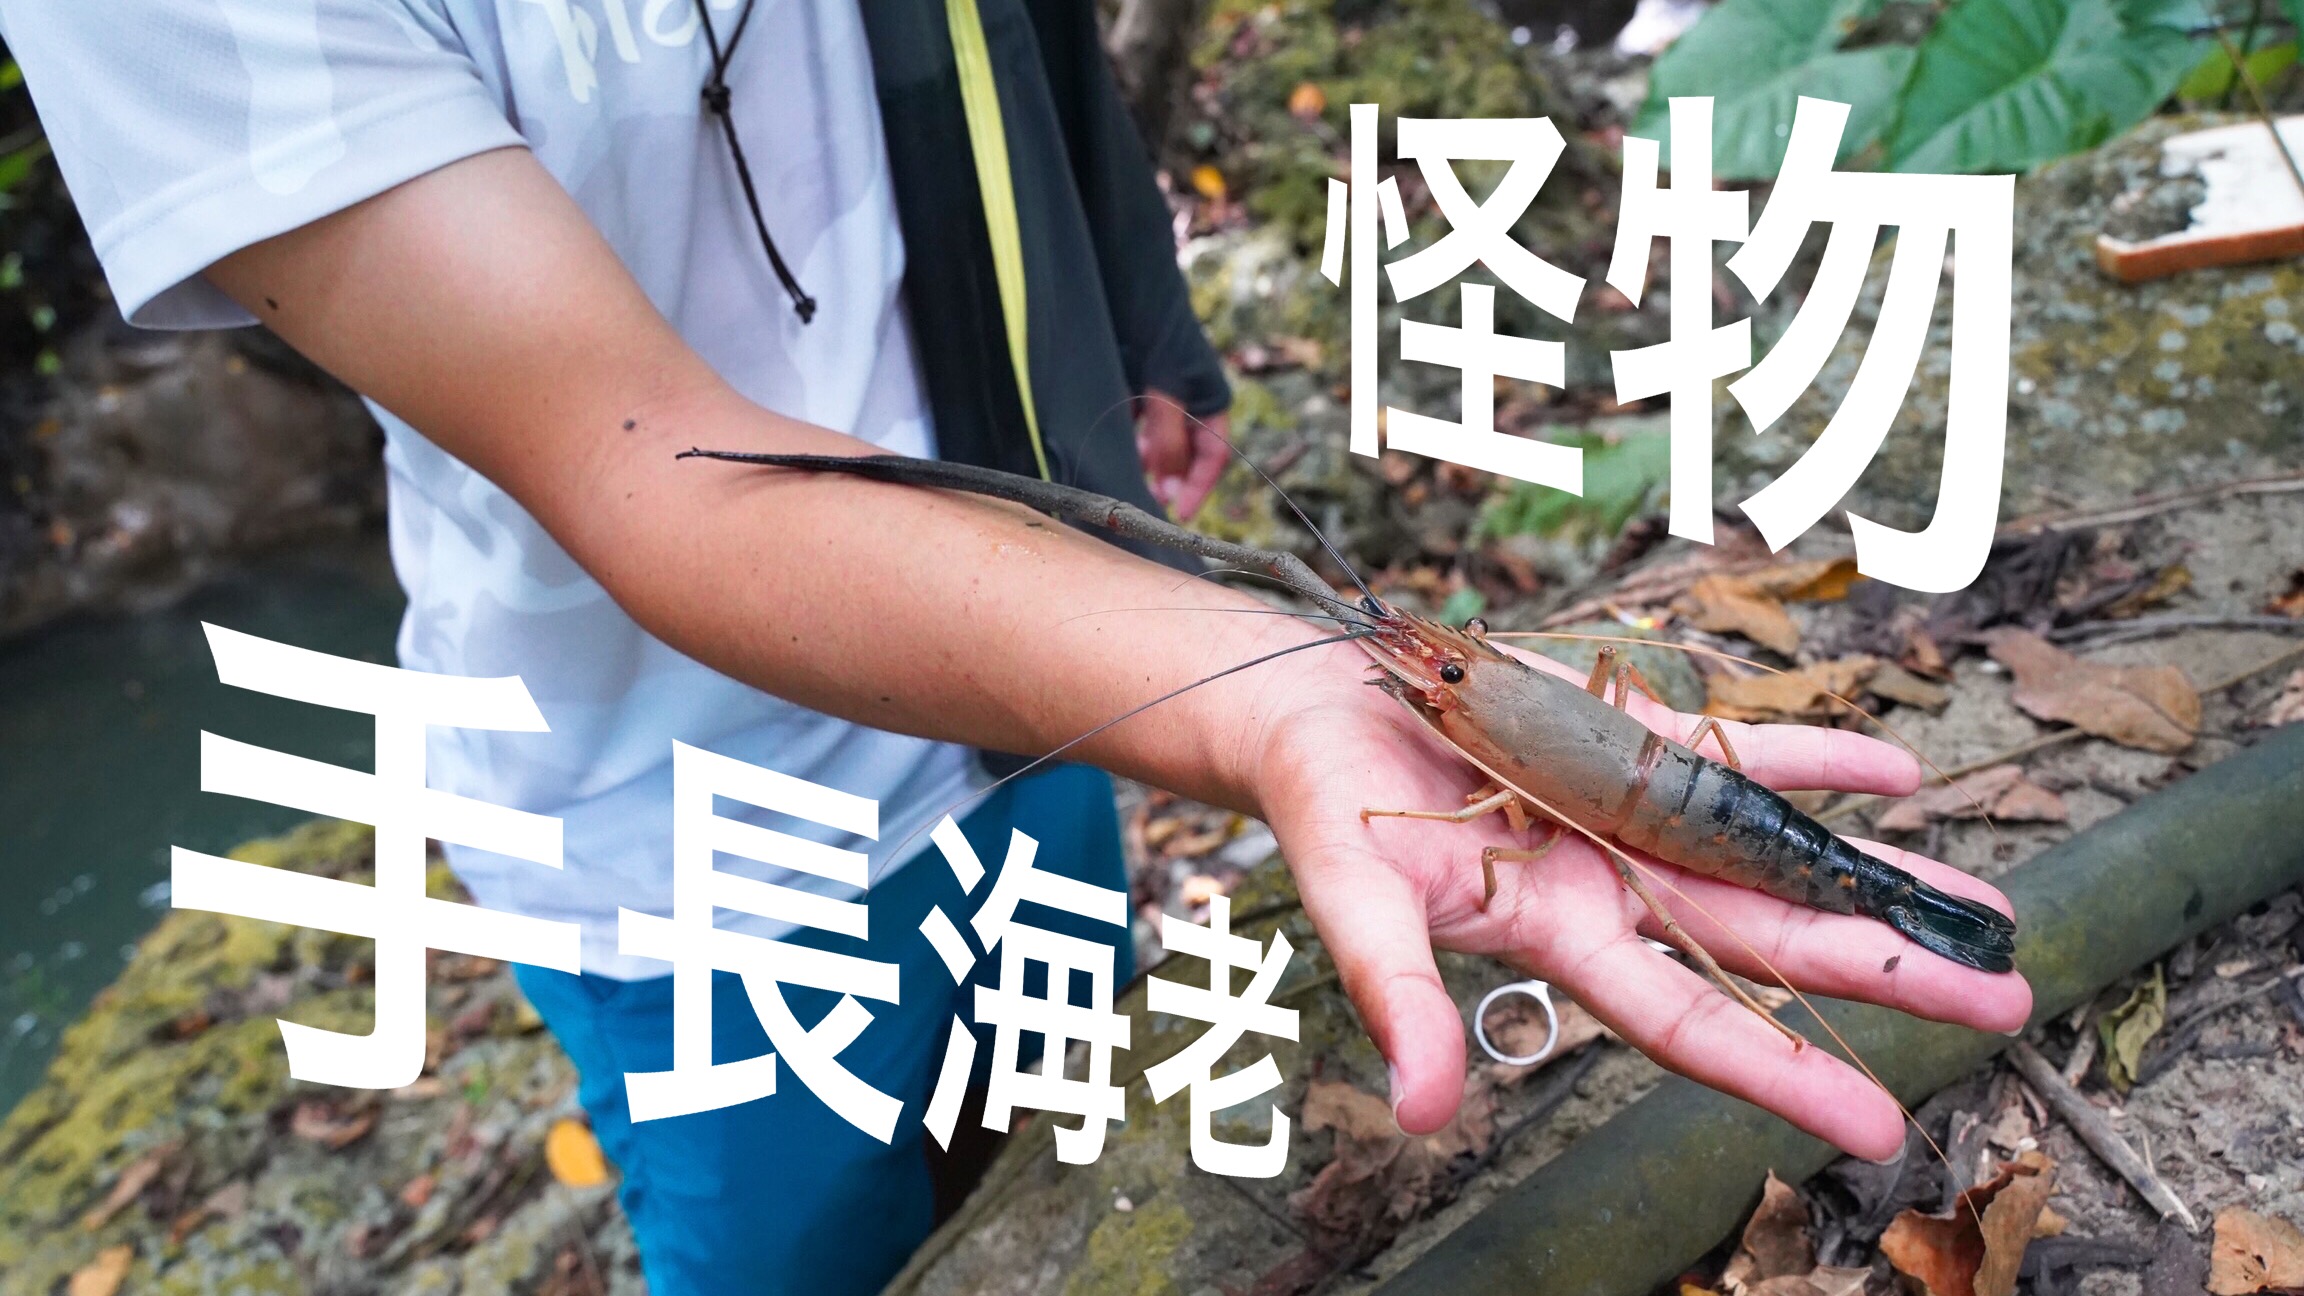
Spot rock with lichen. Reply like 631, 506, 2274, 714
1722, 114, 2304, 534
0, 819, 640, 1296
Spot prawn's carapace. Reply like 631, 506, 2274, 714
1352, 600, 2018, 975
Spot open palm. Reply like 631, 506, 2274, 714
1246, 645, 2034, 1161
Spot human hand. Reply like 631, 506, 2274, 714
1134, 388, 1230, 521
1242, 645, 2033, 1160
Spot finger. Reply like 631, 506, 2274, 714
1622, 856, 2032, 1035
1502, 648, 1920, 796
1283, 833, 1466, 1135
1551, 932, 1908, 1159
1134, 399, 1187, 484
1174, 424, 1230, 520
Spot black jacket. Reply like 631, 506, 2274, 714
859, 0, 1229, 512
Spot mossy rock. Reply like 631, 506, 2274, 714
0, 819, 639, 1296
1722, 114, 2304, 532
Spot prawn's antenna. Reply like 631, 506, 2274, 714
1147, 394, 1383, 612
1609, 847, 1975, 1232
1385, 721, 1970, 1217
865, 627, 1371, 885
1487, 631, 2001, 845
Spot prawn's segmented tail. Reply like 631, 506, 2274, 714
1850, 851, 2018, 974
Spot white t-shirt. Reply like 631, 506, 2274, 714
2, 0, 981, 977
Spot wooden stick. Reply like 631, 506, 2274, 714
1821, 639, 2304, 825
2217, 29, 2304, 200
2050, 614, 2304, 648
1996, 471, 2304, 539
2007, 1040, 2199, 1233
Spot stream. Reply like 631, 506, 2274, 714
0, 542, 404, 1115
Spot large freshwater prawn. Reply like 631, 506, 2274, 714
676, 445, 2018, 1040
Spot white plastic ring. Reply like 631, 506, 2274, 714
1474, 979, 1559, 1066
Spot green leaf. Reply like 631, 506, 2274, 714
1476, 423, 1671, 543
1437, 586, 1488, 627
2179, 40, 2299, 101
1886, 0, 2203, 173
1633, 0, 1914, 180
0, 138, 51, 196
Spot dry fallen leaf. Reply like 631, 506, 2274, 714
1189, 164, 1227, 202
2266, 570, 2304, 620
80, 1140, 178, 1231
1875, 765, 2070, 833
545, 1116, 612, 1188
1671, 557, 1864, 654
1677, 576, 1801, 655
1880, 1152, 2056, 1296
1868, 662, 1952, 711
1721, 1172, 1814, 1295
2210, 1206, 2304, 1294
1482, 993, 1610, 1081
1982, 629, 2200, 753
1751, 1267, 1870, 1296
2102, 563, 2192, 619
67, 1244, 133, 1296
168, 1180, 248, 1246
289, 1101, 378, 1150
1291, 1074, 1497, 1254
1706, 657, 1877, 724
2258, 670, 2304, 729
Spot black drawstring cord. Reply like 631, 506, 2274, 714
695, 0, 817, 323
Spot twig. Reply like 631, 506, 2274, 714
2136, 976, 2287, 1086
2049, 615, 2304, 648
2216, 28, 2304, 201
2007, 1040, 2199, 1233
1455, 1047, 1603, 1184
1996, 471, 2304, 539
1821, 640, 2304, 825
1820, 729, 2084, 824
2061, 1016, 2100, 1087
2201, 640, 2304, 694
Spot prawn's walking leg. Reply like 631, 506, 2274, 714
1610, 854, 1804, 1048
1361, 785, 1518, 826
1364, 786, 1546, 911
1682, 716, 1742, 770
1582, 646, 1618, 698
1481, 827, 1563, 910
1610, 661, 1666, 710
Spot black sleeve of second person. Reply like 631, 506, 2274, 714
1021, 0, 1232, 420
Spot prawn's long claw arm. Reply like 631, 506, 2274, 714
677, 448, 1356, 617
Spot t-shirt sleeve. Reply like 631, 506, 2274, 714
0, 0, 526, 329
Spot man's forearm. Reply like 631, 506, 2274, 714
538, 383, 1322, 811
205, 148, 1324, 814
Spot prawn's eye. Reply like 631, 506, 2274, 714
1465, 616, 1488, 636
1438, 662, 1466, 684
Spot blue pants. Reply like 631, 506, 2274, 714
514, 764, 1132, 1296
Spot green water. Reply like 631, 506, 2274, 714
0, 543, 405, 1114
